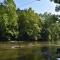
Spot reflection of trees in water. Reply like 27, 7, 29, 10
17, 48, 48, 60
17, 49, 42, 60
41, 47, 51, 60
17, 54, 33, 60
17, 47, 57, 60
56, 48, 60, 59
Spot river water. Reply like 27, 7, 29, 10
0, 42, 58, 60
57, 58, 60, 60
17, 46, 57, 60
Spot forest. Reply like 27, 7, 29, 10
0, 0, 60, 42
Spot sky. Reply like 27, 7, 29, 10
0, 0, 60, 14
14, 0, 57, 14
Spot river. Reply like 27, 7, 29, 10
0, 42, 59, 60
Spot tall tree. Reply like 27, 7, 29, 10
40, 12, 58, 41
17, 8, 41, 41
0, 3, 7, 40
4, 0, 18, 40
48, 21, 60, 42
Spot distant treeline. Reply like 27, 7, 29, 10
0, 0, 60, 42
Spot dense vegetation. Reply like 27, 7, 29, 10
0, 0, 60, 42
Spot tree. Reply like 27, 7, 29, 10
40, 12, 58, 42
4, 0, 18, 40
17, 8, 41, 41
50, 0, 60, 12
48, 21, 60, 42
0, 3, 7, 40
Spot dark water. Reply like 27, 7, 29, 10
0, 47, 57, 60
17, 47, 57, 60
0, 41, 58, 60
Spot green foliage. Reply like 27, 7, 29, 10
50, 0, 60, 11
17, 8, 41, 40
0, 0, 59, 42
4, 0, 18, 40
40, 12, 59, 42
48, 21, 60, 42
0, 3, 7, 40
50, 0, 60, 4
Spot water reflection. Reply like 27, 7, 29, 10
41, 47, 51, 60
18, 54, 33, 60
56, 48, 60, 60
17, 49, 41, 60
57, 58, 60, 60
18, 47, 52, 60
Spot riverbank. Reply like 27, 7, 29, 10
0, 41, 60, 49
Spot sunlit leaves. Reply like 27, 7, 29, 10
17, 8, 41, 40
